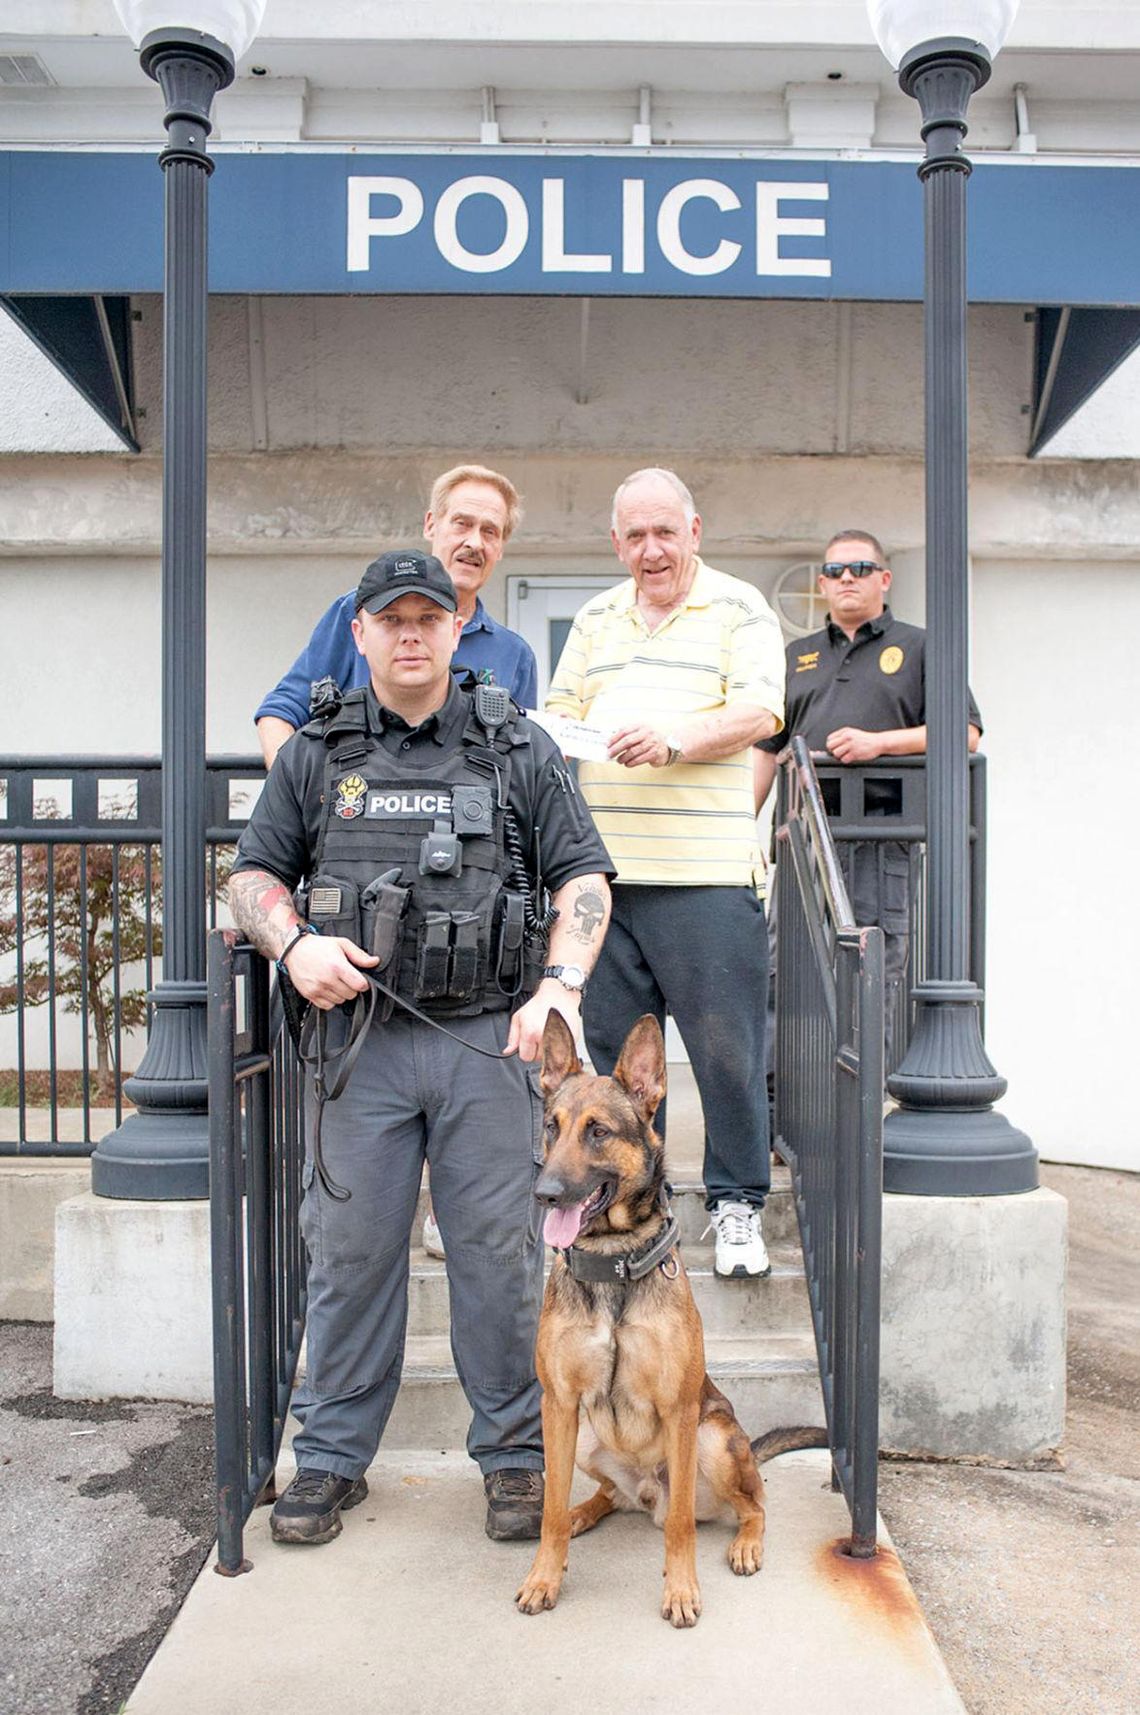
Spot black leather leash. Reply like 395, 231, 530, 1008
297, 968, 517, 1201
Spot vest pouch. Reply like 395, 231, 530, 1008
307, 875, 361, 944
494, 889, 526, 996
360, 874, 410, 1025
448, 911, 481, 1002
361, 875, 410, 973
414, 911, 452, 1000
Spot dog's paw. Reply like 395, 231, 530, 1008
661, 1578, 702, 1628
516, 1564, 563, 1615
728, 1529, 764, 1575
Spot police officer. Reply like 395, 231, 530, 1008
229, 549, 613, 1549
755, 528, 981, 1067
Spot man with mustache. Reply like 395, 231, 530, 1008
255, 464, 538, 769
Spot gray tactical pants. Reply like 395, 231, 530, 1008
291, 1009, 546, 1481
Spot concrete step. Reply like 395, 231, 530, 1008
405, 1240, 811, 1339
410, 1164, 800, 1247
299, 1332, 826, 1450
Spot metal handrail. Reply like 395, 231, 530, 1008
207, 928, 307, 1575
775, 737, 884, 1556
775, 748, 986, 1075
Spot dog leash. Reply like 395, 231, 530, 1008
298, 969, 518, 1202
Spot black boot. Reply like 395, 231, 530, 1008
270, 1468, 369, 1545
483, 1469, 544, 1541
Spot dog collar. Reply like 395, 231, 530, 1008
560, 1214, 681, 1284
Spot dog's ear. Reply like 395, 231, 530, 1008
540, 1010, 582, 1098
612, 1014, 667, 1123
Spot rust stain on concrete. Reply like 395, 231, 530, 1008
815, 1538, 933, 1662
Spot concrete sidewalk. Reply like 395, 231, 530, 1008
124, 1448, 964, 1715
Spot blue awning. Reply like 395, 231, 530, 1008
5, 149, 1139, 459
3, 150, 1139, 305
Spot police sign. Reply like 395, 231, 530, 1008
4, 150, 1140, 304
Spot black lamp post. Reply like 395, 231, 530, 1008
866, 0, 1038, 1195
92, 2, 265, 1198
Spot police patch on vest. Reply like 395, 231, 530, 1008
364, 790, 454, 818
334, 773, 368, 818
879, 645, 904, 676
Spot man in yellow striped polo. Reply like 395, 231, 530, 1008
546, 468, 786, 1278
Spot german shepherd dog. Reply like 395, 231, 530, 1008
516, 1012, 825, 1628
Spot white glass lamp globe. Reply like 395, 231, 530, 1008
866, 0, 1020, 70
112, 0, 267, 62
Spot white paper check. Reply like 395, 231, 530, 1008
526, 708, 614, 762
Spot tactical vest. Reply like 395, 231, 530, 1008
299, 686, 546, 1017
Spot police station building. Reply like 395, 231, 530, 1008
1, 1, 1138, 1174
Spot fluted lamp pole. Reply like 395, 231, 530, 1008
92, 0, 267, 1198
865, 0, 1038, 1194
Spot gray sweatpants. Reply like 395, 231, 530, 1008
291, 1009, 546, 1481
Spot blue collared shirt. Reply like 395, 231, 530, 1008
254, 591, 538, 729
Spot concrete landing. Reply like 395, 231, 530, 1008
125, 1450, 965, 1715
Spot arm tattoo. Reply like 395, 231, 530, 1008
566, 883, 607, 947
227, 870, 297, 959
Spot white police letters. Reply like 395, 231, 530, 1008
346, 170, 830, 283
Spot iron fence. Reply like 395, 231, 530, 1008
0, 755, 265, 1155
207, 928, 307, 1575
776, 751, 985, 1075
774, 737, 884, 1556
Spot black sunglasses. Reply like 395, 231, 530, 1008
820, 560, 885, 579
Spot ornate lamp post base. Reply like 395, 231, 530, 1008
91, 982, 209, 1199
884, 980, 1037, 1194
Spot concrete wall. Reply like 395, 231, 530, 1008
972, 559, 1140, 1172
125, 294, 1031, 462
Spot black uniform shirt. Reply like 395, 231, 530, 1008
233, 677, 614, 893
756, 607, 982, 754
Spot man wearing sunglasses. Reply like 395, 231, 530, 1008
755, 528, 981, 1069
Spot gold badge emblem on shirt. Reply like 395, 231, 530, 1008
879, 645, 904, 676
795, 650, 820, 674
334, 773, 368, 819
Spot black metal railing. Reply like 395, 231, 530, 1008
776, 751, 985, 1075
0, 755, 265, 1155
774, 737, 883, 1557
207, 928, 307, 1576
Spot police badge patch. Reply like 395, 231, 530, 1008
334, 773, 368, 819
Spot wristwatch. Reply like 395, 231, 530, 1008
664, 734, 685, 766
542, 963, 588, 995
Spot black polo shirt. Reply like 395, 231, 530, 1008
234, 677, 614, 892
756, 607, 981, 754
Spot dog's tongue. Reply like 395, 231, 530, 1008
544, 1201, 587, 1248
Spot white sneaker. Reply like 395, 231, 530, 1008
705, 1200, 770, 1279
422, 1210, 445, 1259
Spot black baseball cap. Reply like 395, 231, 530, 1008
355, 549, 458, 615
